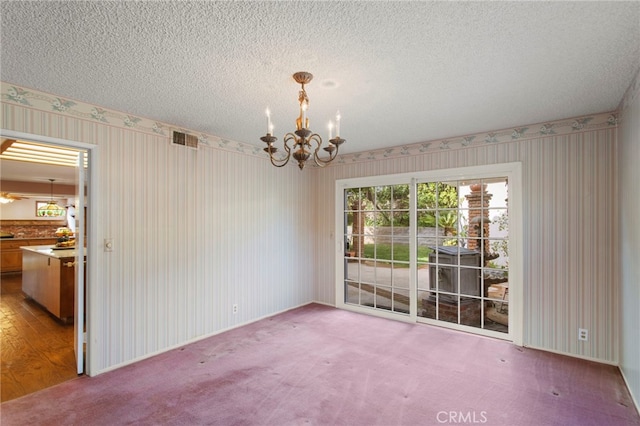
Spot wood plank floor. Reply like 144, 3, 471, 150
0, 273, 79, 402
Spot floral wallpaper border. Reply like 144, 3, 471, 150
1, 81, 624, 166
333, 111, 619, 166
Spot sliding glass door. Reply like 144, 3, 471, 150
415, 178, 510, 335
337, 164, 521, 343
344, 185, 411, 314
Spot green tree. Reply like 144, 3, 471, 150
416, 182, 459, 227
438, 211, 458, 236
347, 183, 459, 228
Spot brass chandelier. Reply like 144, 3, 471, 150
260, 72, 346, 170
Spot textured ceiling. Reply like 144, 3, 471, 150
1, 1, 639, 155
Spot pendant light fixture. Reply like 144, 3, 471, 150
36, 179, 66, 217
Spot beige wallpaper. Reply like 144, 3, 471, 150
0, 80, 624, 371
2, 82, 316, 373
312, 124, 618, 364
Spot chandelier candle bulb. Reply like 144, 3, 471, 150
328, 122, 333, 140
336, 111, 341, 136
302, 104, 307, 129
266, 108, 272, 134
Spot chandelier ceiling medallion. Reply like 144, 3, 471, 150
260, 72, 346, 170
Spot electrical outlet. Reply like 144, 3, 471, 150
578, 328, 588, 341
232, 304, 238, 314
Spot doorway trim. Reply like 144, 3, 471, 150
0, 128, 100, 376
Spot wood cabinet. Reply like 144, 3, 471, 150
21, 246, 80, 322
1, 238, 58, 273
1, 240, 23, 272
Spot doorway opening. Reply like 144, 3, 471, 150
0, 132, 94, 401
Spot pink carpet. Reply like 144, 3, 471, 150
1, 303, 638, 425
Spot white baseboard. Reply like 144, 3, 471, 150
523, 343, 618, 366
619, 366, 640, 418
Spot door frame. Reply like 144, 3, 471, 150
334, 162, 523, 346
0, 129, 100, 375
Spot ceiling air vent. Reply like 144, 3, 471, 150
172, 131, 198, 149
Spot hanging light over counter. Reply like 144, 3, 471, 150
36, 179, 66, 217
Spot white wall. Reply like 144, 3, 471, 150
618, 69, 640, 409
1, 82, 316, 373
313, 118, 619, 364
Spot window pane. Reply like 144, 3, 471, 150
346, 260, 360, 282
345, 281, 360, 304
417, 264, 430, 290
373, 240, 392, 262
345, 211, 354, 227
459, 266, 481, 297
438, 297, 459, 324
417, 210, 436, 227
460, 298, 483, 327
375, 186, 391, 210
393, 288, 410, 314
393, 185, 409, 211
417, 245, 431, 266
418, 290, 436, 319
362, 187, 375, 211
391, 236, 409, 265
486, 295, 509, 334
437, 209, 459, 245
392, 263, 409, 289
374, 263, 392, 286
363, 239, 376, 259
374, 285, 392, 311
345, 188, 360, 210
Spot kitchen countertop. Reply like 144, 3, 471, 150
21, 245, 86, 259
